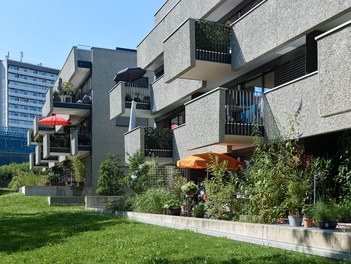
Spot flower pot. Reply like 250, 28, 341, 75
288, 215, 303, 227
166, 207, 181, 216
186, 190, 195, 196
316, 221, 338, 229
303, 218, 314, 228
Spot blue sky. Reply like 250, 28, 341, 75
0, 0, 165, 70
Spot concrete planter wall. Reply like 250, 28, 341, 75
116, 211, 351, 261
19, 186, 92, 197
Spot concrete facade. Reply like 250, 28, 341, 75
231, 0, 351, 70
29, 47, 138, 194
137, 0, 222, 70
265, 22, 351, 140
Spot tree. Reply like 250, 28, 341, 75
96, 154, 125, 195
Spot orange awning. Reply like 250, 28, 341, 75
176, 152, 244, 170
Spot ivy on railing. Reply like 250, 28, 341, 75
195, 20, 231, 63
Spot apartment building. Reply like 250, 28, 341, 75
110, 0, 351, 166
28, 47, 145, 191
0, 59, 59, 130
0, 58, 59, 164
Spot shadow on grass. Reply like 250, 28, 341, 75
0, 211, 130, 253
0, 188, 15, 196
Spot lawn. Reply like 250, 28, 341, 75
0, 189, 343, 264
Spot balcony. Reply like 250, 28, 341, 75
70, 129, 91, 157
176, 88, 263, 152
164, 19, 232, 83
42, 87, 91, 123
110, 82, 151, 119
138, 0, 222, 70
43, 133, 71, 158
32, 116, 54, 141
225, 89, 264, 136
151, 75, 205, 114
124, 127, 173, 165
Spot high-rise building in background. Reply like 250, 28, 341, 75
0, 58, 59, 130
0, 58, 59, 165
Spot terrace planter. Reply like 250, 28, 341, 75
316, 221, 338, 229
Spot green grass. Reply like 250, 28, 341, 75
0, 190, 344, 264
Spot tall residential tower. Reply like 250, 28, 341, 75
0, 58, 59, 130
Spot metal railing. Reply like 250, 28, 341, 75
195, 20, 231, 64
125, 83, 151, 110
144, 127, 173, 158
225, 89, 264, 136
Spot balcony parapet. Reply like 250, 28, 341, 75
124, 127, 173, 163
110, 82, 151, 119
164, 19, 232, 83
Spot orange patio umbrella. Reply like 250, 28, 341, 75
176, 152, 244, 170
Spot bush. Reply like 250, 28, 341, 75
107, 196, 134, 212
192, 202, 206, 218
96, 154, 125, 195
205, 156, 239, 220
132, 188, 172, 214
8, 171, 48, 189
312, 201, 340, 222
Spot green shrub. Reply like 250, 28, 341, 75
132, 188, 172, 214
205, 155, 239, 220
192, 202, 206, 218
107, 196, 134, 212
70, 157, 86, 183
8, 171, 48, 189
312, 201, 340, 222
96, 154, 125, 195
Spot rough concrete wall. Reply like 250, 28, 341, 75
154, 0, 180, 25
109, 82, 125, 120
124, 128, 144, 165
318, 25, 351, 117
55, 48, 78, 87
264, 23, 351, 140
232, 0, 351, 69
164, 19, 195, 83
152, 76, 204, 113
172, 88, 228, 161
42, 87, 53, 117
91, 48, 137, 193
138, 0, 222, 69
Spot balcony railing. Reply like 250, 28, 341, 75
125, 83, 151, 110
50, 133, 70, 152
78, 133, 91, 151
195, 20, 231, 64
225, 89, 264, 136
144, 127, 173, 158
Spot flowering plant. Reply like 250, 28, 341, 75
181, 181, 199, 194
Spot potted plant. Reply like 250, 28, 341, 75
181, 181, 199, 196
312, 201, 339, 229
302, 204, 314, 228
163, 198, 182, 216
192, 202, 206, 218
53, 90, 61, 102
70, 157, 86, 188
134, 91, 141, 102
61, 81, 76, 102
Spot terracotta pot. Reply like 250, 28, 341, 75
304, 218, 314, 227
